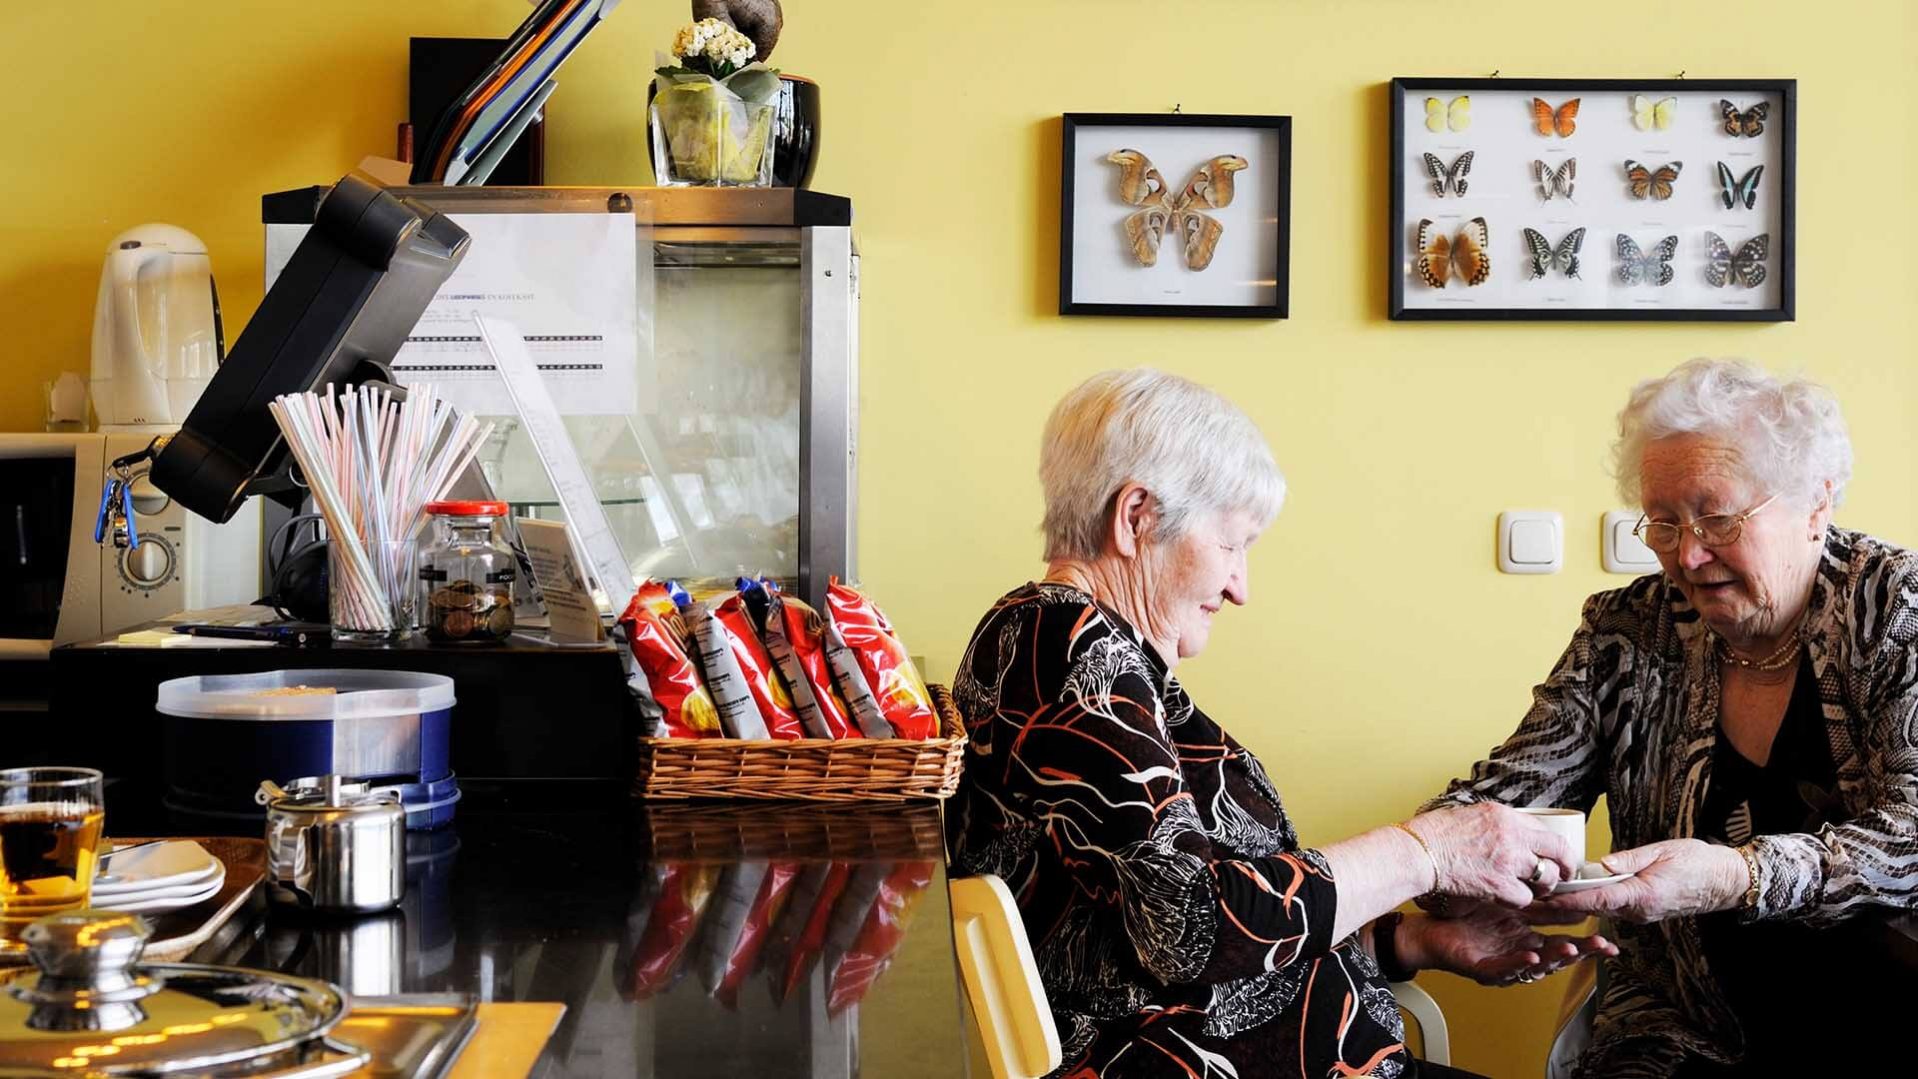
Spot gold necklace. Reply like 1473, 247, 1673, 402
1715, 629, 1802, 672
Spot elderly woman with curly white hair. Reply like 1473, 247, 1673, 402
948, 369, 1615, 1079
1430, 358, 1918, 1077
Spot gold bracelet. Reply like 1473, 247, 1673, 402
1736, 842, 1761, 912
1394, 822, 1441, 894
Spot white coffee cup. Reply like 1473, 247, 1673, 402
1516, 806, 1587, 869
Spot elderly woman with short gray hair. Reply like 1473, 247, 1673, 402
1431, 357, 1918, 1076
949, 369, 1614, 1079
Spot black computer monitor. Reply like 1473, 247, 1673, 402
149, 174, 469, 523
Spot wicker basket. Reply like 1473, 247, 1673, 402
633, 683, 966, 801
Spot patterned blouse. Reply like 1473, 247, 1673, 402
948, 583, 1413, 1079
1429, 527, 1918, 1076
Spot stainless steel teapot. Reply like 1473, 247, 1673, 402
258, 777, 406, 914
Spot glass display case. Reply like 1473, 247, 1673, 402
263, 186, 856, 609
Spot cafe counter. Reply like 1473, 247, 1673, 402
110, 788, 970, 1078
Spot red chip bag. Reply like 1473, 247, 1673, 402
764, 594, 856, 739
619, 589, 721, 739
715, 593, 804, 739
828, 860, 935, 1014
775, 862, 851, 1003
628, 864, 719, 998
825, 579, 937, 739
714, 862, 799, 1008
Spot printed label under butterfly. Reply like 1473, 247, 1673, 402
1106, 150, 1248, 271
1616, 234, 1679, 287
1720, 100, 1769, 137
1523, 227, 1586, 279
1705, 232, 1769, 288
1625, 160, 1683, 200
1422, 151, 1473, 197
1715, 163, 1764, 210
1414, 217, 1490, 288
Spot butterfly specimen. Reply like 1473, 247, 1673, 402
1625, 159, 1683, 200
1106, 150, 1248, 271
1532, 97, 1580, 137
1720, 100, 1769, 137
1426, 95, 1471, 132
1414, 217, 1491, 288
1422, 152, 1474, 197
1714, 162, 1764, 210
1705, 231, 1770, 287
1533, 158, 1576, 200
1616, 234, 1679, 286
1632, 94, 1678, 131
1522, 227, 1586, 279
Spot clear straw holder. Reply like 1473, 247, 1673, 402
330, 539, 418, 643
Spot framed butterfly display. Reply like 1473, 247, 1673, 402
1390, 77, 1794, 321
1060, 113, 1291, 318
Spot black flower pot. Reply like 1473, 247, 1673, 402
772, 75, 820, 188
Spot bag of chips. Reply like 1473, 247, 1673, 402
683, 598, 770, 739
756, 587, 855, 739
618, 584, 720, 739
821, 619, 893, 739
693, 861, 767, 995
626, 863, 719, 998
772, 862, 852, 1004
712, 861, 799, 1007
714, 592, 805, 739
827, 860, 936, 1014
825, 579, 938, 739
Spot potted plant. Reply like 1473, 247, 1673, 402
651, 17, 781, 186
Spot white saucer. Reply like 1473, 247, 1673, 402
95, 841, 220, 896
95, 877, 223, 914
1550, 868, 1634, 895
96, 863, 226, 904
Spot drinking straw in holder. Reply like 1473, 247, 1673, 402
268, 383, 492, 640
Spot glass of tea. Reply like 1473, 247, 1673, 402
0, 767, 105, 942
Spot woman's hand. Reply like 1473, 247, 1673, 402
1398, 906, 1617, 987
1406, 802, 1580, 908
1529, 838, 1748, 924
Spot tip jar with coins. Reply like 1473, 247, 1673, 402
417, 501, 516, 644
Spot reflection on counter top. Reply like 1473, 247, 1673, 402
173, 796, 968, 1078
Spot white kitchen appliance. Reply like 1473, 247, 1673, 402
89, 224, 224, 431
0, 432, 261, 658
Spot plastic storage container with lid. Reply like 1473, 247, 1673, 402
417, 500, 516, 645
158, 668, 458, 831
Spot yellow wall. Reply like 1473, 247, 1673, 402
6, 2, 1917, 1074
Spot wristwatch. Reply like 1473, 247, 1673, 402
1373, 911, 1416, 983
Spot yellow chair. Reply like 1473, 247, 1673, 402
1391, 980, 1451, 1065
950, 874, 1062, 1079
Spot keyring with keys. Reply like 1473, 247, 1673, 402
93, 437, 168, 550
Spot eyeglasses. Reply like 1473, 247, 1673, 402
1632, 494, 1778, 554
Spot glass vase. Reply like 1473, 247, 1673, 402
329, 539, 418, 643
650, 80, 775, 187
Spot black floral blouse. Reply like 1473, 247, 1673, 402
948, 583, 1412, 1078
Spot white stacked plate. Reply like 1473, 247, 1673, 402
91, 841, 225, 913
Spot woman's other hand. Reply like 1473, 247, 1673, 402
1408, 802, 1580, 907
1529, 838, 1748, 924
1399, 906, 1617, 987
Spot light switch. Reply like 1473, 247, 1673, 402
1498, 511, 1562, 574
1603, 509, 1662, 574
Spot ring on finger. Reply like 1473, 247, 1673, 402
1528, 857, 1551, 885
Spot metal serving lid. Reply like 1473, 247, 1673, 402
0, 911, 348, 1073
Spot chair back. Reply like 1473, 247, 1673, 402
950, 874, 1062, 1079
